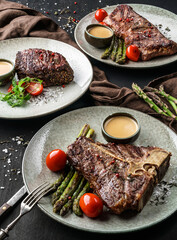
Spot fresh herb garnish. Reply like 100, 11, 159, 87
0, 77, 43, 107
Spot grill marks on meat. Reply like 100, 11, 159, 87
67, 136, 171, 214
15, 49, 74, 87
103, 5, 177, 61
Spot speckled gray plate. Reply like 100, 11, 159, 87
22, 106, 177, 233
0, 38, 93, 119
75, 4, 177, 68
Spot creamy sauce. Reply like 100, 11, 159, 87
89, 26, 112, 38
104, 116, 138, 138
0, 61, 12, 75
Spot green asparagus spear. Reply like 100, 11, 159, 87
60, 177, 86, 216
85, 128, 94, 138
147, 92, 177, 119
111, 37, 119, 61
53, 171, 82, 213
77, 124, 90, 138
52, 168, 75, 205
73, 181, 90, 216
101, 35, 115, 59
116, 38, 123, 63
117, 40, 126, 64
52, 171, 67, 191
132, 83, 168, 116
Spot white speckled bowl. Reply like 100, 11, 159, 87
75, 4, 177, 68
22, 106, 177, 233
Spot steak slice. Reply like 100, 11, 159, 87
15, 48, 74, 87
67, 136, 171, 214
104, 4, 177, 61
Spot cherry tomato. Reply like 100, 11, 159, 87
80, 193, 103, 218
126, 45, 140, 61
26, 82, 43, 96
46, 149, 67, 172
99, 22, 108, 26
95, 9, 108, 22
8, 84, 13, 93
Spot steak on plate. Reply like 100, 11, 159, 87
15, 48, 74, 87
103, 4, 177, 61
67, 136, 171, 214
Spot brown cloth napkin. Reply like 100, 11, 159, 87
0, 1, 177, 133
90, 69, 177, 133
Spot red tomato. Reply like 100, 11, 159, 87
99, 21, 108, 26
95, 9, 108, 22
80, 193, 103, 218
126, 45, 140, 61
8, 84, 13, 93
26, 82, 43, 96
46, 149, 67, 172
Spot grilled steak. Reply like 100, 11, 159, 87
67, 136, 171, 214
104, 4, 177, 61
15, 48, 74, 87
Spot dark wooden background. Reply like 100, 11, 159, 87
0, 0, 177, 239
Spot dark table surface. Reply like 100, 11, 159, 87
1, 0, 177, 239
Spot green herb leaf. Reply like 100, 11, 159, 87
0, 77, 43, 107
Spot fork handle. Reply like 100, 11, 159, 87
0, 229, 8, 240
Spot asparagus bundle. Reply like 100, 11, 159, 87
51, 124, 94, 216
72, 181, 90, 216
147, 92, 177, 119
145, 86, 177, 115
60, 177, 86, 216
101, 35, 126, 64
132, 83, 177, 119
132, 83, 168, 116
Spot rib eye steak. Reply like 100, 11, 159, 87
103, 4, 177, 61
67, 136, 171, 214
15, 48, 74, 87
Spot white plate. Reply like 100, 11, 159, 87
75, 4, 177, 68
22, 106, 177, 233
0, 37, 93, 119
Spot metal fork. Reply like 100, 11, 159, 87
0, 182, 54, 240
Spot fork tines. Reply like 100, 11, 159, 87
24, 182, 53, 208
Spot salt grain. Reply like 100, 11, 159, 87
0, 187, 5, 190
2, 149, 8, 153
28, 87, 63, 106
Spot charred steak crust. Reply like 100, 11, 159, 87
67, 136, 171, 214
15, 48, 74, 87
104, 4, 177, 61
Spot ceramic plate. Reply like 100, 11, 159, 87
22, 106, 177, 233
0, 38, 93, 119
75, 4, 177, 68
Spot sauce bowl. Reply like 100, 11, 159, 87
102, 112, 141, 144
85, 24, 114, 48
0, 59, 15, 86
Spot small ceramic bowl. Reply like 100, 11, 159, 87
102, 112, 141, 144
85, 24, 114, 48
0, 59, 15, 86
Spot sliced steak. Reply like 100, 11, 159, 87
104, 4, 177, 61
15, 48, 74, 87
67, 136, 171, 214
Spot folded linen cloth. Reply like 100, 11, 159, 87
0, 0, 177, 133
